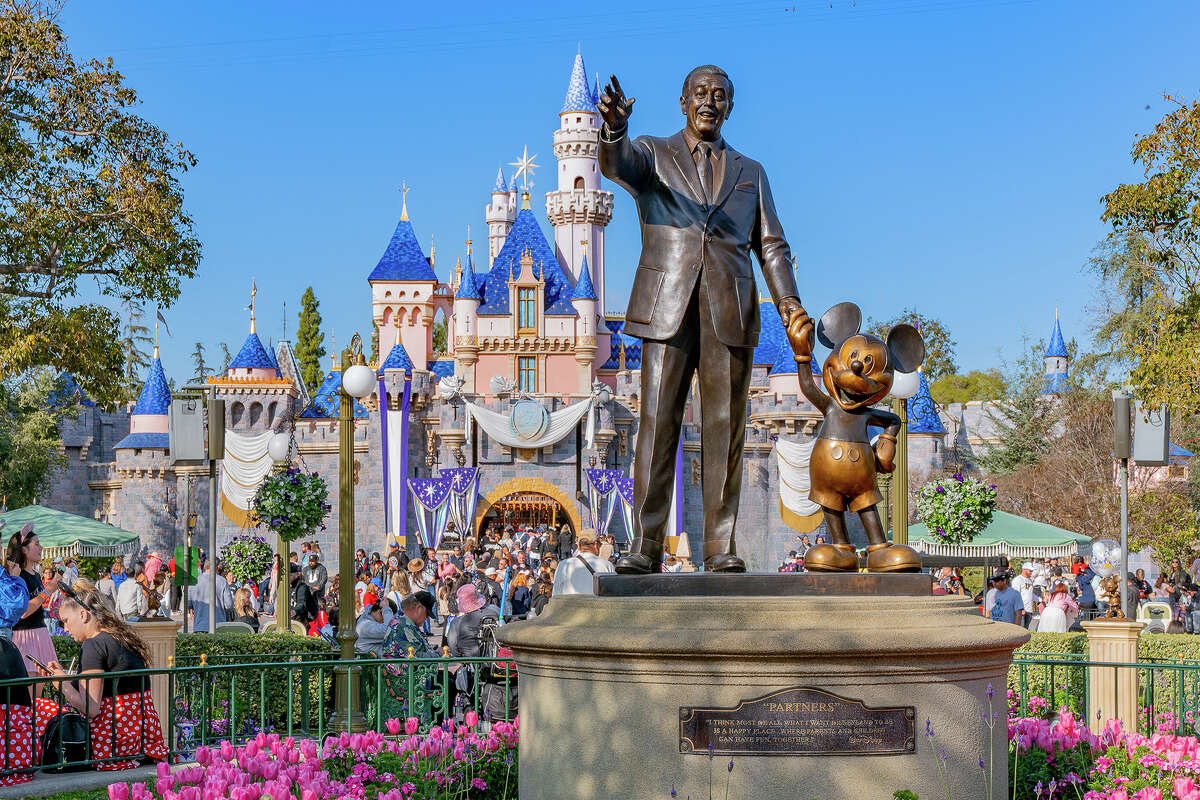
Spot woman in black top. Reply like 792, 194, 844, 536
45, 582, 167, 770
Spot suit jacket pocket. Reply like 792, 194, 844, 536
735, 181, 755, 192
627, 267, 665, 324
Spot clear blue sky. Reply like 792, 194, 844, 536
59, 0, 1200, 385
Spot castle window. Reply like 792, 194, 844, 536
518, 356, 537, 393
574, 176, 584, 190
576, 117, 581, 124
517, 287, 536, 334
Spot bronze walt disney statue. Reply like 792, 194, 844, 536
786, 302, 925, 573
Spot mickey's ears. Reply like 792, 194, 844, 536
887, 324, 925, 374
817, 302, 861, 349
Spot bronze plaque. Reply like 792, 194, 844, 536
679, 687, 915, 756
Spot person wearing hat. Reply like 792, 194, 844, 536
1010, 562, 1036, 629
552, 531, 614, 596
446, 583, 499, 659
406, 557, 430, 592
988, 572, 1024, 626
382, 591, 436, 659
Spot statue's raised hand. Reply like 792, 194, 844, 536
598, 74, 636, 132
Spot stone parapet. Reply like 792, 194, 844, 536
501, 587, 1028, 800
1081, 619, 1145, 729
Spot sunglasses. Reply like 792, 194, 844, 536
59, 584, 98, 615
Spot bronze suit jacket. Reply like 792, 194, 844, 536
599, 129, 798, 348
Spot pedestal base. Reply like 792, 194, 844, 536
499, 582, 1028, 800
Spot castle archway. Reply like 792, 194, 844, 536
473, 477, 581, 538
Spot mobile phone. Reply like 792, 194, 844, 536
23, 653, 51, 674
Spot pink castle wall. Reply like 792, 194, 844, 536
545, 355, 578, 395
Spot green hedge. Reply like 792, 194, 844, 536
52, 631, 332, 667
1010, 632, 1089, 715
53, 631, 335, 745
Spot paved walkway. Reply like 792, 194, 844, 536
0, 761, 174, 799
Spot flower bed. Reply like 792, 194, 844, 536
106, 714, 518, 800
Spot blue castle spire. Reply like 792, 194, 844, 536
492, 166, 508, 194
132, 352, 171, 415
571, 255, 598, 301
906, 371, 945, 434
1043, 310, 1069, 394
561, 51, 596, 114
456, 252, 483, 301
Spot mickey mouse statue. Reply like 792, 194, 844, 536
786, 302, 926, 573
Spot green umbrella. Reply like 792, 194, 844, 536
0, 505, 140, 559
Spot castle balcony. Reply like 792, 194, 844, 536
545, 189, 613, 226
86, 462, 121, 489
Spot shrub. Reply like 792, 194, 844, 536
914, 472, 997, 544
1010, 632, 1089, 716
253, 467, 331, 543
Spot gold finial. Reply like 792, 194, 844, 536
399, 181, 410, 221
454, 256, 463, 289
249, 278, 257, 334
465, 225, 472, 255
200, 653, 208, 666
331, 332, 337, 369
430, 235, 436, 267
153, 344, 160, 359
520, 191, 531, 210
538, 261, 545, 282
580, 238, 589, 248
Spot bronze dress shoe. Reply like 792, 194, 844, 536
804, 543, 858, 572
615, 553, 658, 574
866, 543, 922, 573
704, 553, 747, 573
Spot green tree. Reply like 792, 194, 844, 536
295, 287, 325, 394
121, 299, 152, 399
0, 370, 75, 507
866, 308, 957, 381
1093, 94, 1200, 411
973, 345, 1061, 474
218, 342, 231, 374
432, 318, 447, 355
1130, 486, 1199, 569
930, 369, 1006, 405
0, 1, 200, 405
369, 323, 379, 365
190, 341, 208, 382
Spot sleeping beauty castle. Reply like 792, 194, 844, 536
42, 51, 1075, 572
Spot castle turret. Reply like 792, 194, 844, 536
906, 370, 947, 478
485, 167, 516, 266
454, 235, 483, 389
369, 190, 437, 370
1043, 311, 1069, 395
571, 251, 599, 392
114, 347, 170, 450
546, 49, 613, 313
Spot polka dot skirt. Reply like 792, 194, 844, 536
0, 704, 34, 786
35, 691, 167, 771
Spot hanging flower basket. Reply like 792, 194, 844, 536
915, 472, 997, 546
252, 468, 331, 544
219, 534, 274, 585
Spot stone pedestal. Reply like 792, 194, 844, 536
499, 574, 1028, 800
1081, 619, 1145, 730
131, 619, 182, 741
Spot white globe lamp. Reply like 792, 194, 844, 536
342, 363, 376, 399
268, 432, 291, 463
890, 370, 920, 400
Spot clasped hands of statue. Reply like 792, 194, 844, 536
597, 74, 805, 328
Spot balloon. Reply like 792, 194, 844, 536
1091, 538, 1121, 578
890, 370, 920, 399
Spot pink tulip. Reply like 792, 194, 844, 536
301, 791, 318, 800
108, 784, 131, 800
245, 739, 258, 758
465, 710, 479, 728
386, 717, 402, 735
219, 740, 235, 762
405, 716, 419, 736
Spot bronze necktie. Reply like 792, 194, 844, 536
697, 142, 713, 204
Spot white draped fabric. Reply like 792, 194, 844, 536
220, 430, 274, 526
774, 436, 823, 532
464, 396, 596, 450
385, 403, 407, 538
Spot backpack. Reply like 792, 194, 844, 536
40, 710, 89, 771
475, 615, 517, 684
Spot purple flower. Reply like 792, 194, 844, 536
952, 472, 964, 482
